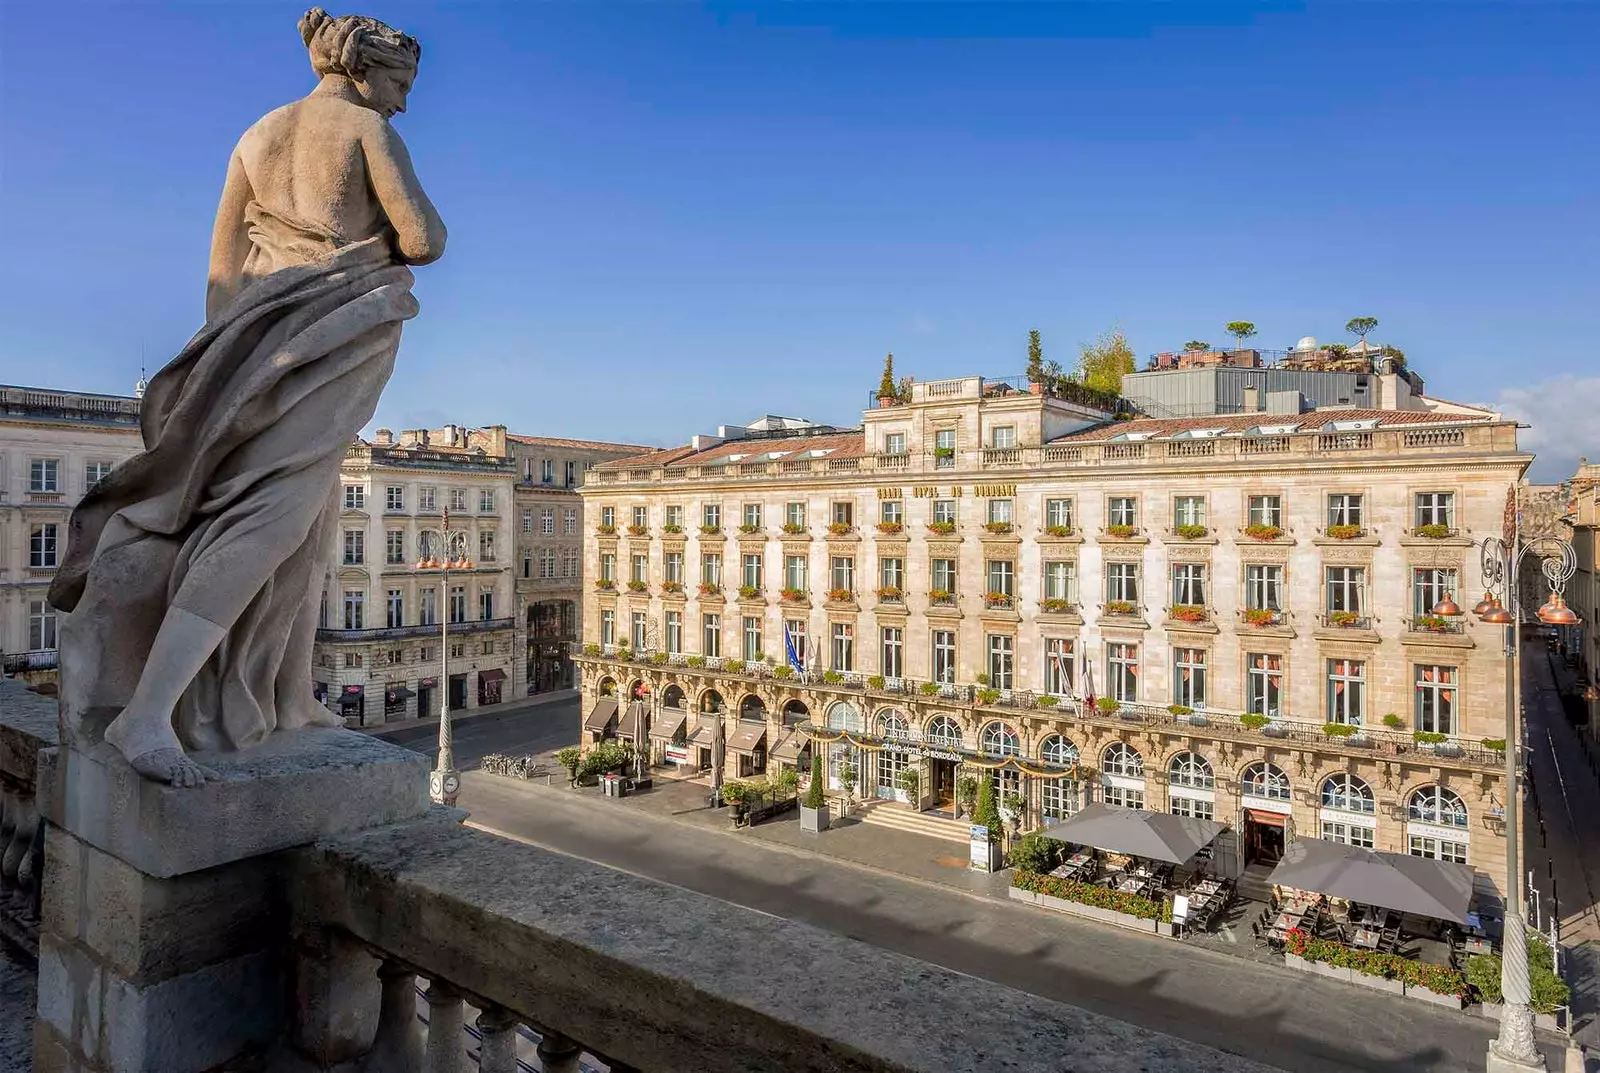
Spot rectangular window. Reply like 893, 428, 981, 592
562, 547, 579, 577
880, 556, 904, 590
1108, 496, 1137, 528
1044, 638, 1074, 694
600, 609, 615, 646
987, 499, 1013, 526
665, 505, 684, 529
991, 425, 1016, 449
831, 623, 854, 671
28, 524, 58, 568
522, 510, 533, 534
1172, 563, 1207, 607
665, 611, 682, 655
1327, 658, 1366, 725
479, 490, 495, 513
385, 485, 403, 511
632, 612, 648, 651
522, 556, 532, 579
1415, 665, 1458, 735
784, 501, 805, 528
1247, 653, 1282, 717
1412, 567, 1459, 617
703, 504, 721, 530
1106, 562, 1139, 603
881, 627, 903, 678
600, 506, 616, 529
885, 432, 907, 455
987, 634, 1014, 689
386, 589, 404, 629
880, 500, 903, 525
538, 550, 556, 578
541, 508, 555, 535
702, 614, 721, 657
1173, 648, 1207, 707
1327, 493, 1363, 528
85, 460, 113, 489
665, 551, 684, 584
1322, 820, 1376, 849
418, 487, 436, 512
633, 505, 649, 529
931, 630, 956, 683
1107, 642, 1138, 702
450, 489, 467, 512
342, 591, 364, 630
931, 558, 957, 594
830, 556, 854, 592
449, 586, 466, 624
1043, 561, 1076, 602
1171, 796, 1214, 821
701, 553, 722, 586
934, 428, 957, 468
741, 554, 762, 589
783, 554, 807, 591
343, 485, 365, 510
985, 559, 1014, 597
599, 553, 616, 583
632, 554, 649, 584
786, 620, 807, 669
343, 530, 365, 565
28, 459, 59, 494
481, 639, 494, 657
1409, 836, 1467, 865
344, 653, 362, 668
563, 508, 578, 534
932, 499, 957, 524
541, 460, 555, 484
1245, 565, 1283, 611
479, 532, 496, 562
419, 587, 437, 626
1325, 566, 1366, 615
386, 530, 405, 565
28, 600, 56, 650
831, 501, 854, 526
1248, 494, 1282, 528
565, 460, 577, 487
742, 503, 761, 529
1415, 492, 1455, 530
1173, 496, 1207, 529
743, 616, 762, 662
1103, 785, 1144, 810
1045, 498, 1073, 529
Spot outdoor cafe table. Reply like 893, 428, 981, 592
1116, 877, 1147, 895
1067, 850, 1094, 868
1352, 927, 1382, 950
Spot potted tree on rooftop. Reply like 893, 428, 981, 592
800, 752, 829, 833
877, 352, 899, 408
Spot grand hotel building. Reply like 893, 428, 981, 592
573, 372, 1528, 904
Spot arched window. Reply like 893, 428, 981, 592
877, 709, 909, 738
1168, 751, 1214, 789
662, 684, 686, 710
1241, 762, 1291, 801
980, 722, 1020, 757
925, 715, 963, 748
699, 689, 724, 713
1101, 742, 1144, 778
1321, 774, 1375, 814
1408, 786, 1468, 828
738, 694, 767, 721
825, 701, 862, 733
1039, 735, 1079, 767
781, 699, 810, 726
598, 677, 616, 696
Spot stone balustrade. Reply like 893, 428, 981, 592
288, 817, 1274, 1073
0, 679, 57, 962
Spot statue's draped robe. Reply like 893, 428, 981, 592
49, 204, 418, 752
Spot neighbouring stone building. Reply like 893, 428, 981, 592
0, 383, 143, 690
1564, 460, 1599, 733
574, 370, 1530, 908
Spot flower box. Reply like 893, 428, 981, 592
984, 592, 1013, 609
626, 581, 648, 592
927, 589, 956, 605
875, 586, 904, 601
1414, 524, 1453, 540
1404, 983, 1462, 1008
1039, 598, 1073, 614
827, 523, 854, 536
662, 524, 684, 534
596, 524, 617, 536
1244, 524, 1284, 541
661, 581, 684, 594
737, 585, 762, 600
1104, 600, 1137, 616
594, 580, 616, 592
1173, 524, 1209, 540
780, 588, 807, 603
1328, 611, 1362, 627
627, 525, 649, 537
699, 525, 721, 536
826, 588, 853, 603
1043, 525, 1074, 538
1104, 525, 1137, 539
780, 523, 805, 535
876, 522, 904, 535
1325, 524, 1363, 540
982, 522, 1014, 535
926, 522, 957, 535
696, 583, 720, 597
1242, 608, 1280, 627
738, 524, 762, 535
1171, 605, 1207, 623
1413, 615, 1449, 632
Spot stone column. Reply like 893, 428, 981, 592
34, 728, 433, 1072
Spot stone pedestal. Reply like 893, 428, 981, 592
33, 728, 431, 1073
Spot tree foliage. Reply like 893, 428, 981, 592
1076, 329, 1136, 394
1344, 316, 1379, 343
803, 752, 826, 809
1025, 329, 1046, 383
972, 775, 1003, 842
1225, 321, 1258, 351
1183, 340, 1211, 352
878, 352, 896, 397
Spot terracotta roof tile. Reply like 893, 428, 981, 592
504, 432, 656, 452
1048, 408, 1495, 444
593, 430, 866, 471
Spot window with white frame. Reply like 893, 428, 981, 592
1043, 561, 1075, 602
926, 715, 962, 749
449, 586, 466, 623
450, 488, 467, 512
563, 508, 578, 534
665, 551, 684, 584
1325, 566, 1365, 615
1106, 642, 1138, 701
931, 558, 956, 593
1412, 568, 1458, 617
342, 590, 364, 629
479, 490, 495, 513
632, 506, 649, 529
701, 553, 721, 586
830, 556, 854, 592
599, 553, 615, 583
564, 461, 577, 487
28, 600, 56, 650
784, 501, 805, 528
743, 616, 762, 662
632, 554, 649, 584
1320, 774, 1376, 847
934, 428, 957, 468
1327, 658, 1366, 725
986, 499, 1013, 526
480, 590, 495, 621
343, 530, 364, 565
1044, 638, 1073, 694
987, 634, 1014, 689
1247, 653, 1283, 716
1408, 834, 1466, 864
932, 499, 957, 524
343, 485, 365, 510
1045, 498, 1073, 529
522, 510, 533, 534
1102, 742, 1144, 777
419, 587, 437, 626
931, 630, 956, 683
702, 614, 721, 657
783, 554, 806, 591
876, 734, 905, 795
479, 531, 496, 562
1168, 751, 1214, 789
884, 432, 907, 455
85, 460, 113, 489
665, 611, 682, 654
541, 508, 555, 535
741, 553, 762, 589
600, 609, 615, 646
1174, 496, 1206, 529
1103, 784, 1144, 809
1327, 493, 1362, 529
1321, 773, 1376, 814
1247, 494, 1282, 528
703, 503, 721, 530
1245, 564, 1283, 612
418, 486, 436, 512
538, 549, 556, 578
1040, 735, 1081, 820
1414, 492, 1455, 530
980, 722, 1020, 757
665, 505, 684, 529
1171, 563, 1206, 607
880, 500, 903, 526
28, 524, 57, 568
986, 560, 1014, 597
540, 460, 555, 484
28, 459, 59, 494
1106, 562, 1139, 603
991, 425, 1016, 449
831, 501, 854, 526
1407, 785, 1468, 863
1173, 648, 1206, 707
880, 556, 904, 590
1241, 761, 1291, 801
561, 548, 579, 577
785, 620, 806, 668
1323, 817, 1376, 849
1108, 496, 1137, 527
831, 623, 854, 671
1170, 795, 1213, 820
742, 503, 761, 529
881, 627, 903, 678
1415, 665, 1458, 735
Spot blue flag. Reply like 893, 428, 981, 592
784, 624, 803, 672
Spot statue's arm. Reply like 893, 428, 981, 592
206, 150, 255, 320
364, 120, 447, 266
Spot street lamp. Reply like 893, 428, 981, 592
1433, 495, 1580, 1073
415, 506, 474, 806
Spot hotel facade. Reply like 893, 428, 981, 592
574, 372, 1529, 906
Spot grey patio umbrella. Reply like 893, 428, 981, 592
1040, 802, 1224, 865
1266, 836, 1474, 924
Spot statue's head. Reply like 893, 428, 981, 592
299, 8, 421, 118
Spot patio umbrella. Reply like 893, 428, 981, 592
1040, 802, 1224, 865
1266, 836, 1474, 924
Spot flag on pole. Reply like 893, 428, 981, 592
784, 623, 804, 674
1081, 657, 1097, 713
1049, 646, 1071, 694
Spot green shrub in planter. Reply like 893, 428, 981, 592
1466, 937, 1569, 1013
1323, 722, 1358, 738
957, 775, 979, 811
556, 747, 582, 781
1240, 713, 1270, 730
1009, 832, 1065, 874
1481, 738, 1506, 752
972, 776, 1002, 841
1413, 730, 1449, 745
803, 753, 826, 809
822, 670, 843, 683
686, 655, 706, 668
976, 688, 1002, 705
975, 672, 990, 685
1036, 695, 1059, 707
720, 780, 752, 805
772, 767, 800, 797
1381, 713, 1405, 729
773, 665, 795, 680
1095, 697, 1120, 715
919, 681, 941, 696
581, 643, 601, 656
867, 675, 886, 690
896, 767, 920, 800
1168, 704, 1193, 717
723, 658, 745, 673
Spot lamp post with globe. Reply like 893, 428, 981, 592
414, 507, 474, 806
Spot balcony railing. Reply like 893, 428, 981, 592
1, 650, 58, 674
316, 617, 515, 644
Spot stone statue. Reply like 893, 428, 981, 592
48, 8, 446, 787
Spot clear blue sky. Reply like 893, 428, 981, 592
2, 2, 1596, 476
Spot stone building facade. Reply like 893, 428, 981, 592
0, 384, 143, 688
574, 375, 1530, 907
1564, 461, 1599, 734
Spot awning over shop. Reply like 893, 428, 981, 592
1040, 802, 1224, 865
618, 700, 646, 738
478, 668, 506, 685
584, 696, 618, 733
385, 685, 414, 701
727, 724, 767, 755
1266, 836, 1475, 924
650, 706, 689, 741
688, 720, 718, 748
770, 731, 804, 762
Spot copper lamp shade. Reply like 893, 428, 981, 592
1432, 593, 1464, 617
1480, 599, 1514, 625
1471, 592, 1496, 617
1537, 593, 1580, 626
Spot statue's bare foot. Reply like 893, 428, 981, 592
105, 706, 217, 788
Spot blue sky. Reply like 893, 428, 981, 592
2, 2, 1596, 477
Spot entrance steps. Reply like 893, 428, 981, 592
1237, 862, 1276, 903
855, 801, 970, 844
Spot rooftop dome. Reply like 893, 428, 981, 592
1294, 336, 1319, 353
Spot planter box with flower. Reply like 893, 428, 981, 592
696, 582, 720, 597
1103, 600, 1138, 617
1094, 697, 1121, 716
821, 670, 843, 684
772, 665, 794, 680
780, 522, 806, 535
594, 580, 616, 592
1322, 722, 1369, 747
1239, 713, 1271, 731
982, 521, 1014, 535
662, 523, 684, 535
827, 522, 854, 537
1173, 524, 1209, 540
581, 644, 602, 657
826, 587, 854, 604
1009, 870, 1170, 934
1283, 929, 1467, 1008
722, 658, 745, 674
1324, 524, 1364, 540
974, 688, 1002, 706
1242, 608, 1281, 628
984, 591, 1014, 610
614, 648, 633, 662
1103, 524, 1137, 539
1413, 523, 1453, 540
1042, 525, 1075, 538
661, 580, 684, 595
737, 523, 762, 535
1327, 610, 1362, 628
737, 585, 762, 600
627, 524, 649, 537
1039, 598, 1074, 615
926, 521, 958, 536
626, 580, 649, 593
928, 588, 957, 607
699, 524, 721, 536
1243, 523, 1284, 542
596, 524, 617, 536
865, 675, 886, 691
780, 588, 807, 604
876, 522, 904, 535
919, 681, 942, 696
1413, 615, 1450, 633
875, 585, 904, 603
1171, 604, 1207, 623
685, 655, 706, 668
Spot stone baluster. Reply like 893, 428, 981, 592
536, 1028, 584, 1073
1, 792, 35, 908
0, 790, 16, 901
363, 959, 424, 1073
18, 816, 44, 924
474, 1005, 520, 1073
422, 978, 467, 1073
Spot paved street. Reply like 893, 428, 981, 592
378, 690, 579, 770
